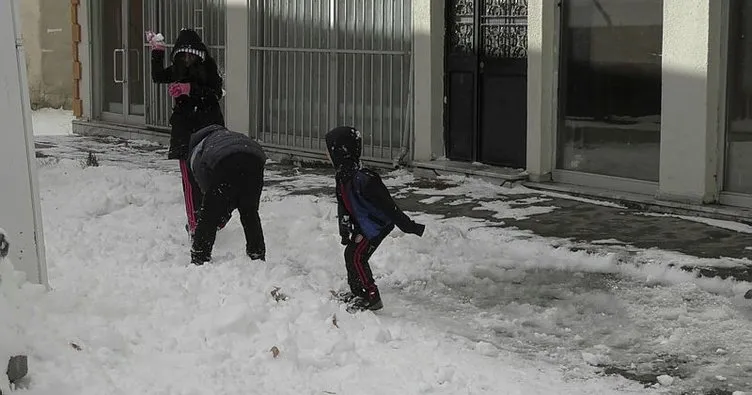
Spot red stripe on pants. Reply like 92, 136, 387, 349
353, 238, 376, 293
179, 160, 197, 232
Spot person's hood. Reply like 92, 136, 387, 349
325, 126, 362, 181
171, 28, 208, 62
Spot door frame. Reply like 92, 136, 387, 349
90, 0, 145, 126
443, 0, 528, 168
443, 0, 479, 163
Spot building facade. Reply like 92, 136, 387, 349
20, 0, 73, 109
70, 0, 752, 209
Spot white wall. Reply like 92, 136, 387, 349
224, 0, 250, 135
526, 0, 558, 182
0, 0, 49, 286
411, 0, 444, 162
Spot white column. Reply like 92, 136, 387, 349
0, 0, 48, 286
658, 0, 724, 203
525, 0, 558, 182
224, 0, 250, 134
412, 0, 444, 162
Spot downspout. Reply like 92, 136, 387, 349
396, 50, 415, 167
71, 0, 82, 118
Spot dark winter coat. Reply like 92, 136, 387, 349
151, 29, 225, 160
188, 125, 267, 192
325, 126, 424, 242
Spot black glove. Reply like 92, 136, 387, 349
408, 222, 425, 237
340, 236, 349, 246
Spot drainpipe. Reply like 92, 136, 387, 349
396, 51, 415, 167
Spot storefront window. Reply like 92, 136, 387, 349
557, 0, 663, 181
725, 0, 752, 194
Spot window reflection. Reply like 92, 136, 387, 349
557, 0, 663, 181
725, 0, 752, 194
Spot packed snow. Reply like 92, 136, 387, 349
1, 110, 751, 394
30, 108, 74, 136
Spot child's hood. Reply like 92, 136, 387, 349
171, 29, 208, 62
325, 126, 362, 169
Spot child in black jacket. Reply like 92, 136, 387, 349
187, 125, 267, 266
147, 29, 227, 235
325, 126, 425, 312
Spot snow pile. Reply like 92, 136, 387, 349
19, 158, 654, 394
31, 108, 74, 136
0, 229, 44, 394
24, 111, 752, 393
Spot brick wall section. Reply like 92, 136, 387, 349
71, 0, 82, 117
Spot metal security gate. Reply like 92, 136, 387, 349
143, 0, 227, 129
249, 0, 413, 164
445, 0, 528, 168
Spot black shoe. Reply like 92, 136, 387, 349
332, 290, 357, 304
346, 290, 383, 312
191, 250, 210, 266
247, 249, 265, 261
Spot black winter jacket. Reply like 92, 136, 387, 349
151, 30, 225, 160
188, 125, 267, 192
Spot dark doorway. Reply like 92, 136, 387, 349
444, 0, 528, 168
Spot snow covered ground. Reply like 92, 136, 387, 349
1, 108, 751, 394
30, 108, 74, 136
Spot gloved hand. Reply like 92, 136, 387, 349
408, 222, 425, 237
340, 235, 349, 246
168, 82, 191, 98
145, 31, 165, 51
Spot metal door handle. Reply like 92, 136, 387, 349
113, 48, 125, 83
129, 49, 140, 82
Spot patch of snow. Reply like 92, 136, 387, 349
419, 196, 444, 204
0, 254, 46, 394
381, 169, 415, 187
474, 200, 558, 220
656, 375, 674, 386
31, 108, 74, 136
447, 198, 474, 206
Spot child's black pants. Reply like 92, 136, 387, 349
191, 153, 265, 263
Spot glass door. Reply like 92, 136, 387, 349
99, 0, 145, 125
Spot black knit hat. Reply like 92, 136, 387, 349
171, 28, 207, 62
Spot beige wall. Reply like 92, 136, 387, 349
20, 0, 72, 110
